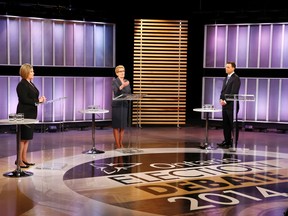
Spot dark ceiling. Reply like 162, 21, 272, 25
0, 0, 287, 23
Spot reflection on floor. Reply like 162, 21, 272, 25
0, 125, 288, 216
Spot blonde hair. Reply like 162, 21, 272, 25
115, 65, 125, 75
19, 63, 33, 79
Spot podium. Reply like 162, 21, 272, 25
225, 94, 255, 152
113, 93, 146, 153
0, 118, 39, 177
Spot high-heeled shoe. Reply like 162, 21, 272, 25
23, 161, 35, 166
15, 161, 30, 168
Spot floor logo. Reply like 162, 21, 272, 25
63, 151, 288, 215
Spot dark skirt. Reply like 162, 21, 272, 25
20, 124, 34, 140
112, 106, 128, 129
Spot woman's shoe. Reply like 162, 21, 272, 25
20, 165, 30, 169
15, 161, 30, 168
23, 161, 35, 166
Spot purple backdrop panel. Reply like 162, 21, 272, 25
95, 25, 105, 67
283, 25, 288, 68
204, 26, 216, 67
75, 24, 84, 66
279, 79, 288, 121
227, 25, 237, 64
42, 77, 53, 121
213, 77, 224, 119
43, 20, 53, 66
84, 77, 95, 113
236, 79, 246, 120
9, 18, 20, 65
64, 78, 75, 121
32, 20, 42, 65
54, 78, 66, 121
104, 78, 113, 119
215, 26, 226, 67
203, 78, 214, 105
0, 18, 7, 64
245, 79, 256, 120
75, 78, 85, 120
9, 77, 20, 114
105, 25, 115, 67
0, 77, 8, 119
256, 79, 268, 121
21, 19, 31, 64
85, 24, 94, 67
271, 24, 283, 68
248, 25, 259, 68
32, 77, 43, 120
259, 25, 271, 68
268, 79, 280, 121
65, 23, 74, 66
237, 26, 248, 68
54, 22, 64, 66
94, 77, 106, 120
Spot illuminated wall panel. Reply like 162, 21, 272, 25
204, 23, 288, 69
0, 15, 115, 68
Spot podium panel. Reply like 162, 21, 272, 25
113, 93, 146, 153
224, 94, 255, 152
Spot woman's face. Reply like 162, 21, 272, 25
27, 68, 34, 80
117, 68, 125, 78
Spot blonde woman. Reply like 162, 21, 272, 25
16, 63, 46, 168
111, 65, 131, 149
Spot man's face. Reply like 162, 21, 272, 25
225, 64, 234, 75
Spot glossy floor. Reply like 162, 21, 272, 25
0, 125, 288, 216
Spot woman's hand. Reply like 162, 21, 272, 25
39, 96, 47, 103
119, 80, 129, 90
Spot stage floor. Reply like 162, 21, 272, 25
0, 125, 288, 216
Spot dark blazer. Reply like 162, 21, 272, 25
16, 79, 39, 119
220, 73, 241, 109
112, 77, 131, 107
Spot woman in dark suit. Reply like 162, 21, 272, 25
16, 63, 46, 168
112, 65, 131, 149
217, 61, 241, 148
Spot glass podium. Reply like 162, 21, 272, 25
113, 93, 146, 153
225, 94, 255, 152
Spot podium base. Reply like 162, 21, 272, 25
82, 147, 105, 154
116, 148, 143, 154
3, 169, 33, 178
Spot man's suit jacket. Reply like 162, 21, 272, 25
220, 73, 241, 110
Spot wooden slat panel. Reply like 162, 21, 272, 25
133, 19, 188, 126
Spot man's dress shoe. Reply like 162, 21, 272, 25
217, 141, 232, 148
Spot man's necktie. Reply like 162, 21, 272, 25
226, 76, 230, 84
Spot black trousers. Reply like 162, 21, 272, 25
222, 102, 239, 144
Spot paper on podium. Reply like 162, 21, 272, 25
45, 96, 67, 104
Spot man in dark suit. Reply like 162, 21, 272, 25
217, 61, 241, 148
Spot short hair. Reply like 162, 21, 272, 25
19, 63, 33, 79
227, 61, 236, 69
115, 65, 125, 75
